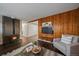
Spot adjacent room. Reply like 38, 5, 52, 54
0, 3, 79, 56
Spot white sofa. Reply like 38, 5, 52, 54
53, 34, 79, 56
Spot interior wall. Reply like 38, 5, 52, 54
20, 20, 22, 37
21, 21, 38, 37
20, 20, 38, 42
20, 21, 28, 37
28, 21, 38, 37
38, 8, 79, 41
22, 22, 28, 36
0, 16, 3, 44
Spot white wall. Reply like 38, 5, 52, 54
0, 16, 3, 45
20, 21, 28, 37
20, 20, 38, 38
22, 22, 28, 36
28, 21, 38, 37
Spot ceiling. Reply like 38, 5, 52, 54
0, 3, 79, 21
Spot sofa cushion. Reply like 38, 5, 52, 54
61, 35, 73, 44
72, 36, 79, 43
62, 34, 79, 43
53, 42, 66, 54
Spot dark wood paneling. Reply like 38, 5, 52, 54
2, 16, 20, 44
14, 19, 20, 35
2, 16, 13, 44
38, 8, 79, 41
3, 16, 13, 36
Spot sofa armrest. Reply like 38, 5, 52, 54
66, 43, 79, 56
70, 43, 79, 47
66, 43, 79, 50
66, 43, 79, 47
70, 43, 79, 56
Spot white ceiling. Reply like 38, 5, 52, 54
0, 3, 79, 21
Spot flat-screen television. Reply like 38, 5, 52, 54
42, 27, 53, 34
42, 22, 54, 34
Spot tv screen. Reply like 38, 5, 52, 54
42, 27, 53, 34
42, 22, 54, 34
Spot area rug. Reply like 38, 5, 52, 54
15, 47, 63, 56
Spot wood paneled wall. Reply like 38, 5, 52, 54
38, 8, 79, 41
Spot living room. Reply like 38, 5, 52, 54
0, 3, 79, 56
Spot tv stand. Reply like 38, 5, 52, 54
38, 39, 53, 50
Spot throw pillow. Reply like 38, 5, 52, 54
61, 36, 73, 44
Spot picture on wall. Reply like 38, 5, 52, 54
42, 22, 54, 34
